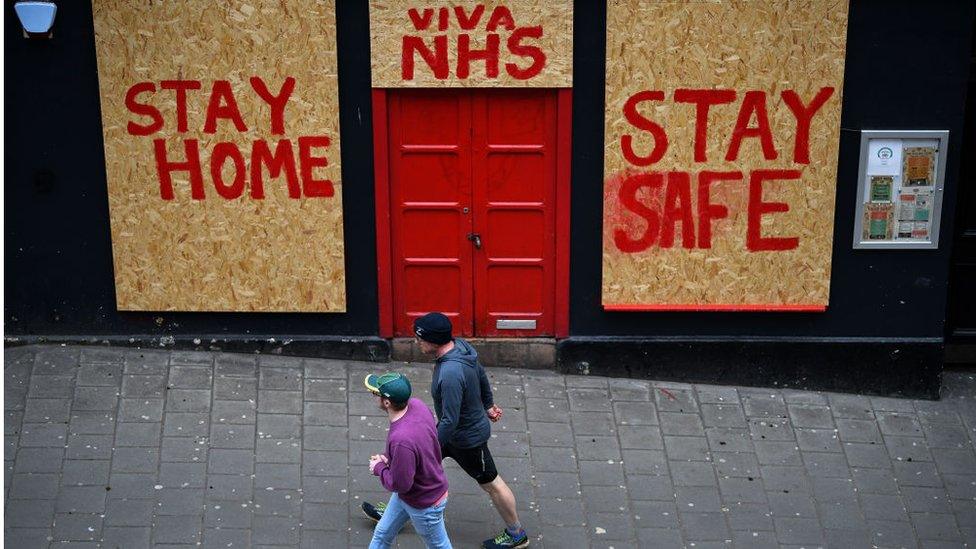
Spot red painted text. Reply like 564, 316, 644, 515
613, 87, 834, 253
124, 77, 334, 200
402, 5, 546, 80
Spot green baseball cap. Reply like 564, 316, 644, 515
364, 372, 411, 404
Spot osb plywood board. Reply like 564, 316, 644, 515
93, 1, 345, 312
370, 0, 573, 87
602, 0, 849, 310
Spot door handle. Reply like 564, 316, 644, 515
467, 233, 482, 249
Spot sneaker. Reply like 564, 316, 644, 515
362, 501, 386, 522
482, 529, 529, 548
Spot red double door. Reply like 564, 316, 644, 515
387, 89, 558, 338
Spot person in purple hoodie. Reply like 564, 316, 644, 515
364, 312, 529, 549
364, 371, 452, 549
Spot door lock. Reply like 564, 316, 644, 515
467, 232, 482, 249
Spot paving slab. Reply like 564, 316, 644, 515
5, 344, 976, 547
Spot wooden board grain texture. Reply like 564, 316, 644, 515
603, 0, 849, 309
93, 1, 346, 312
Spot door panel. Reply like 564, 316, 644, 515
473, 90, 556, 337
486, 92, 548, 143
485, 210, 546, 257
389, 89, 556, 338
400, 94, 464, 145
403, 265, 464, 312
400, 210, 463, 257
486, 155, 547, 202
389, 90, 474, 336
398, 155, 464, 202
487, 266, 546, 311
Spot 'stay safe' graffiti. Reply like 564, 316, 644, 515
601, 0, 847, 308
611, 87, 834, 253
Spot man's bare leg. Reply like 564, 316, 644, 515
480, 476, 520, 527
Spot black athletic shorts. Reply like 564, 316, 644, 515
441, 442, 498, 485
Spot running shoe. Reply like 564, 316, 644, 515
361, 500, 386, 522
483, 528, 529, 548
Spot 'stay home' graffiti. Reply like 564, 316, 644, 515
124, 77, 334, 201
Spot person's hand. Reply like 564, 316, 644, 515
369, 454, 384, 473
487, 404, 503, 422
379, 454, 389, 464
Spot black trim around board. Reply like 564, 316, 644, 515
556, 337, 943, 399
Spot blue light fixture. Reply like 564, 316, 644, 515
14, 1, 57, 38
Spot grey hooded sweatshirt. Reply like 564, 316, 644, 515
431, 338, 494, 449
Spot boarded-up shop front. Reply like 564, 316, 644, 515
6, 1, 974, 396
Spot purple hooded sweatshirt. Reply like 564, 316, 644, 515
371, 397, 448, 508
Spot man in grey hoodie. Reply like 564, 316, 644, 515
363, 312, 528, 549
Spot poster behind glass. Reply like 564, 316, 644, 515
854, 131, 947, 249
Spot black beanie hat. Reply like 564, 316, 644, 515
414, 312, 453, 345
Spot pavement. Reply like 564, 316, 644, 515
3, 345, 976, 548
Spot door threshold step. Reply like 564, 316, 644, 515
391, 338, 556, 369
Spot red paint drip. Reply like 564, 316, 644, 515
658, 387, 677, 401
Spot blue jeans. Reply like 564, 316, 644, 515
369, 492, 451, 549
